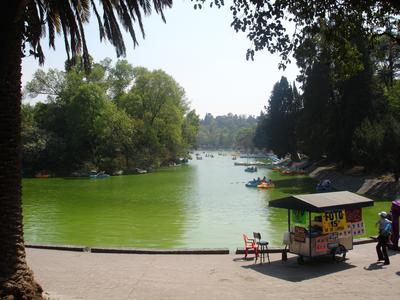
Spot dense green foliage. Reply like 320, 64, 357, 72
194, 0, 399, 67
254, 77, 301, 161
254, 21, 400, 178
23, 59, 199, 176
197, 113, 257, 150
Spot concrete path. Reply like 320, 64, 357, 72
27, 243, 400, 300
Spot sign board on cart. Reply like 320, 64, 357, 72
322, 210, 347, 233
294, 226, 306, 242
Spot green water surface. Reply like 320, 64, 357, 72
22, 153, 391, 250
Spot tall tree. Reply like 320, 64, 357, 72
259, 77, 301, 161
0, 1, 172, 298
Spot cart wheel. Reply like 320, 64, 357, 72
332, 245, 346, 262
297, 256, 304, 264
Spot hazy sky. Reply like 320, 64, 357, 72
21, 0, 299, 118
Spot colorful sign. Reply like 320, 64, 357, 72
315, 235, 328, 253
322, 210, 347, 233
292, 209, 307, 225
294, 226, 306, 243
345, 208, 362, 223
350, 221, 365, 235
327, 232, 339, 249
338, 220, 365, 237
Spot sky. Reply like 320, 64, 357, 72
21, 0, 299, 118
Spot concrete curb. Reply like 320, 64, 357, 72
91, 247, 229, 254
25, 243, 87, 252
25, 237, 376, 255
25, 243, 230, 255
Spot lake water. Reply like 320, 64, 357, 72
22, 152, 390, 250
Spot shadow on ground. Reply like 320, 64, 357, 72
241, 256, 356, 282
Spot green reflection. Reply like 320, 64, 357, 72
23, 168, 191, 248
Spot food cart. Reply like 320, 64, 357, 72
269, 191, 374, 263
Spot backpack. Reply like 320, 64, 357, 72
382, 222, 392, 236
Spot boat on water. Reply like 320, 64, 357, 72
245, 166, 258, 172
135, 168, 147, 174
316, 179, 332, 192
257, 182, 275, 189
245, 178, 275, 188
90, 171, 110, 179
245, 179, 259, 187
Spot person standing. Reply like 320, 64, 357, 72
376, 211, 392, 265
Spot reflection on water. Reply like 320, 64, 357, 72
23, 152, 391, 250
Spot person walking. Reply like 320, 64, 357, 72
376, 211, 392, 265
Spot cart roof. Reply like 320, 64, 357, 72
269, 191, 374, 212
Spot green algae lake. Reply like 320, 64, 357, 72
22, 153, 390, 250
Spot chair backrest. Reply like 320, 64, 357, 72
243, 234, 254, 247
253, 232, 261, 241
243, 234, 249, 243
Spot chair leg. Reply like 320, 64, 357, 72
244, 248, 248, 259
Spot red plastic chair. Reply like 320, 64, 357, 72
243, 234, 258, 260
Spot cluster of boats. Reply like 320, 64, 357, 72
268, 158, 309, 175
234, 161, 267, 166
245, 177, 275, 189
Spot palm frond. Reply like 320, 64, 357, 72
23, 0, 173, 70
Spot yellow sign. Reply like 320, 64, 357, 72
322, 210, 347, 233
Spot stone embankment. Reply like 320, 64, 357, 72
307, 163, 400, 200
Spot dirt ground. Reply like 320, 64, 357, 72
27, 243, 400, 300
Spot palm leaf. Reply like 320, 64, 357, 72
23, 0, 173, 70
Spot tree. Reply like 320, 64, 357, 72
24, 69, 65, 101
63, 83, 108, 171
182, 110, 200, 149
373, 34, 400, 87
258, 77, 301, 161
108, 59, 135, 100
0, 1, 172, 298
118, 67, 191, 167
197, 114, 257, 149
93, 101, 136, 172
21, 105, 48, 176
235, 127, 255, 152
194, 0, 400, 66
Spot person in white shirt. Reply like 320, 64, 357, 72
376, 211, 391, 265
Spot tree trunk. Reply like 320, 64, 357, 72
0, 1, 43, 299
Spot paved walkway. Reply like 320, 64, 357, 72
27, 243, 400, 300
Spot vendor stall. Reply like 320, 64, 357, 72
269, 191, 374, 263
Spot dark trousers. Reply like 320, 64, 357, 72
376, 234, 390, 263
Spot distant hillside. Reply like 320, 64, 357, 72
196, 113, 257, 149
